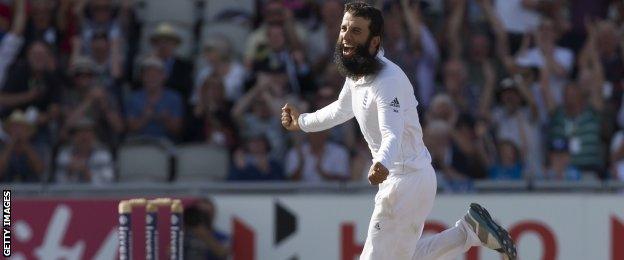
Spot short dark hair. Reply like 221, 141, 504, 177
344, 2, 384, 40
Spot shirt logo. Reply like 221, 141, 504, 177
390, 97, 400, 112
374, 222, 381, 231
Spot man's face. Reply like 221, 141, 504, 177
27, 42, 50, 72
443, 60, 466, 90
153, 38, 178, 58
267, 26, 286, 51
91, 37, 110, 60
74, 72, 95, 89
142, 67, 165, 91
334, 12, 381, 78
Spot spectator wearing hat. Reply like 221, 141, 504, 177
193, 37, 246, 104
0, 110, 45, 183
228, 134, 285, 181
544, 138, 581, 181
480, 76, 543, 177
55, 118, 114, 184
61, 56, 123, 149
126, 56, 183, 142
149, 22, 193, 105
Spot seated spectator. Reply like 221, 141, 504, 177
189, 74, 237, 148
488, 140, 524, 180
231, 75, 287, 159
55, 118, 114, 184
0, 110, 45, 183
193, 37, 246, 103
61, 56, 123, 149
149, 22, 193, 104
126, 56, 183, 142
285, 130, 350, 182
228, 135, 284, 181
184, 198, 229, 260
545, 138, 581, 181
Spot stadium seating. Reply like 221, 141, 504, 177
175, 144, 229, 182
117, 140, 172, 182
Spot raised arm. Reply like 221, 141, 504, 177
447, 0, 466, 59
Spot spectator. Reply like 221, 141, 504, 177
23, 0, 62, 51
55, 118, 114, 184
0, 110, 45, 183
545, 138, 581, 181
488, 140, 523, 180
384, 0, 439, 108
228, 135, 285, 181
438, 59, 478, 115
244, 0, 307, 68
231, 75, 287, 159
193, 37, 246, 103
149, 22, 193, 104
424, 120, 468, 181
426, 93, 458, 126
307, 0, 342, 73
548, 82, 604, 175
61, 56, 123, 149
189, 74, 237, 148
184, 198, 230, 260
480, 76, 544, 177
285, 130, 350, 182
126, 56, 183, 141
0, 0, 25, 88
0, 41, 63, 145
75, 0, 124, 55
251, 24, 310, 95
516, 19, 575, 106
71, 30, 123, 102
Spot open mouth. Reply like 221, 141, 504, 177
342, 44, 356, 57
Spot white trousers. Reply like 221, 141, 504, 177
360, 166, 481, 260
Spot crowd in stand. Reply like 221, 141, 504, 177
0, 0, 622, 188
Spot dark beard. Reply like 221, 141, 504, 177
333, 38, 382, 79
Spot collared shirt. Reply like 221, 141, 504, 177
298, 50, 431, 174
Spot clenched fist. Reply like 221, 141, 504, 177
368, 162, 389, 185
281, 103, 301, 131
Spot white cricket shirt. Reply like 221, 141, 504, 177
298, 51, 431, 174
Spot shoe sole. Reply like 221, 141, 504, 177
469, 203, 517, 260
